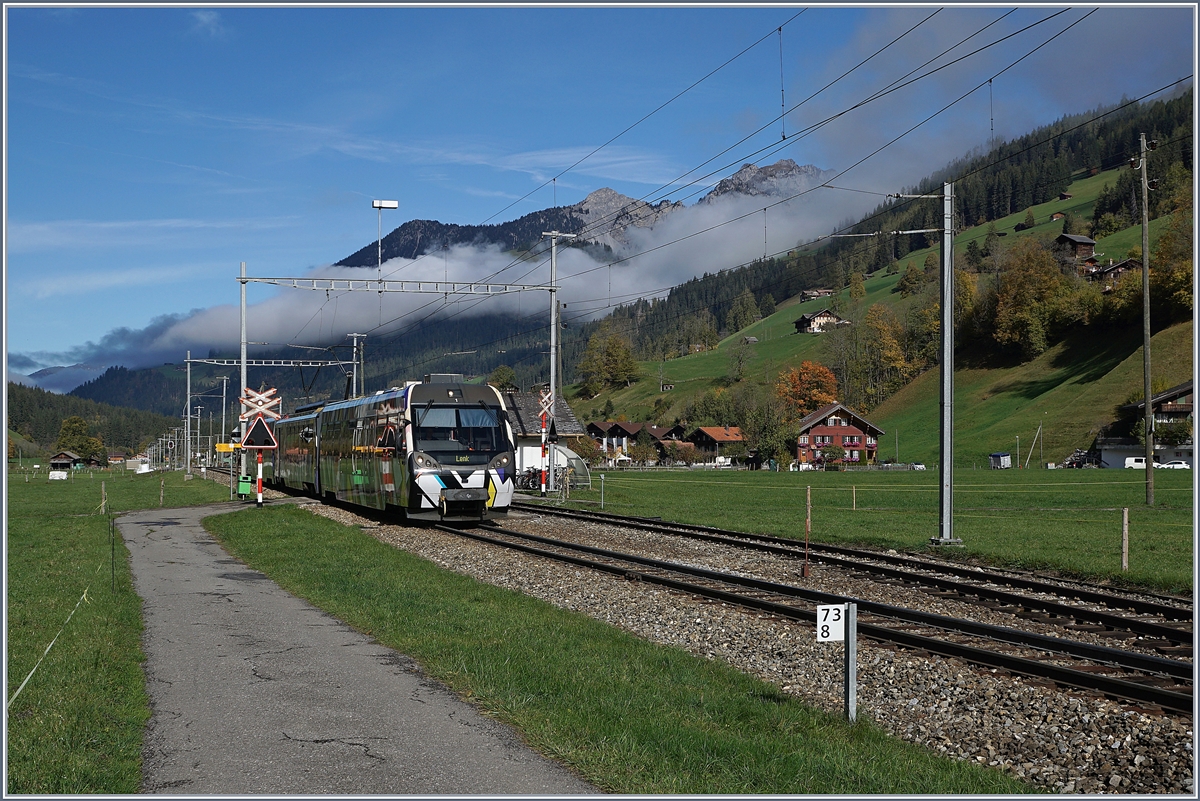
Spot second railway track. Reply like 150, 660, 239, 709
441, 518, 1192, 715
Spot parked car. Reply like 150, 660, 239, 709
1124, 456, 1147, 469
1155, 460, 1191, 469
910, 462, 926, 471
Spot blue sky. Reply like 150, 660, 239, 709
4, 4, 1195, 384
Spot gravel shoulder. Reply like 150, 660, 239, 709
306, 502, 1195, 795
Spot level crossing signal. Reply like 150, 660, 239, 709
239, 387, 282, 421
241, 415, 278, 449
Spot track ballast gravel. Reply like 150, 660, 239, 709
300, 501, 1194, 795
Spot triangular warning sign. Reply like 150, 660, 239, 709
241, 415, 277, 449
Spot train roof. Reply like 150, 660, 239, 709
289, 381, 505, 419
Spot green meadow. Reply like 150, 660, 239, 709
5, 469, 231, 793
552, 467, 1193, 593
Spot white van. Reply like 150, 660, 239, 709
1124, 456, 1147, 469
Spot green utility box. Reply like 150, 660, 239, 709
238, 475, 255, 496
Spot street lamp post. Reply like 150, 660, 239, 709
373, 199, 398, 281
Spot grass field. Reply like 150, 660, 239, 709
204, 504, 1032, 794
6, 463, 1187, 793
552, 467, 1194, 593
5, 468, 231, 793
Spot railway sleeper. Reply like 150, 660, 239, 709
1154, 645, 1193, 657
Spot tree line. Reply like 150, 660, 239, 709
8, 382, 184, 457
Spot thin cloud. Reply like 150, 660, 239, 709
189, 10, 227, 39
17, 264, 212, 299
8, 216, 299, 252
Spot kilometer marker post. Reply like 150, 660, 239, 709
817, 602, 858, 723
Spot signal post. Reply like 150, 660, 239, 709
239, 387, 280, 507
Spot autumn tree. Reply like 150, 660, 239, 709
894, 262, 923, 297
487, 365, 518, 391
992, 239, 1079, 359
849, 272, 866, 304
1149, 166, 1194, 323
775, 361, 838, 424
56, 416, 105, 462
577, 323, 641, 398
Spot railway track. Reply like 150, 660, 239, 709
435, 519, 1193, 715
512, 501, 1193, 654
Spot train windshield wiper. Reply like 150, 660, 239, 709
417, 399, 434, 427
477, 401, 498, 427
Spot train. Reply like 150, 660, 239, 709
265, 374, 516, 522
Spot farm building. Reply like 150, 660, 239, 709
48, 451, 84, 471
792, 309, 849, 334
1056, 233, 1096, 261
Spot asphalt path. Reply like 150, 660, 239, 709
121, 500, 599, 795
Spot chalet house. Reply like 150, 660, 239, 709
49, 451, 84, 471
793, 309, 849, 334
1059, 192, 1073, 200
501, 390, 588, 478
1050, 212, 1066, 222
794, 403, 885, 466
1083, 258, 1135, 292
686, 426, 744, 461
1096, 380, 1193, 468
798, 288, 835, 302
587, 421, 686, 459
1056, 233, 1096, 261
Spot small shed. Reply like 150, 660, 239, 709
990, 452, 1012, 469
1056, 233, 1096, 261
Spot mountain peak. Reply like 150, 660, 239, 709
700, 159, 834, 204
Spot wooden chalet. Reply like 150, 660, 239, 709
1083, 258, 1136, 292
49, 451, 84, 471
793, 309, 849, 334
794, 403, 885, 466
686, 426, 744, 461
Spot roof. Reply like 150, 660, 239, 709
1057, 233, 1097, 245
501, 391, 586, 438
795, 402, 885, 437
51, 451, 83, 460
793, 309, 844, 326
1118, 379, 1194, 413
689, 426, 744, 443
587, 421, 686, 440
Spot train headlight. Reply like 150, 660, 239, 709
488, 453, 511, 470
413, 452, 441, 470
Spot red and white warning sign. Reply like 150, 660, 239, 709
240, 414, 277, 449
239, 387, 282, 421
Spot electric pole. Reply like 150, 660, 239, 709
348, 333, 366, 396
1135, 133, 1157, 504
541, 231, 576, 492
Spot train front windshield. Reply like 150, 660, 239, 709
414, 405, 508, 466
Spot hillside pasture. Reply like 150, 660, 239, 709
871, 319, 1194, 468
